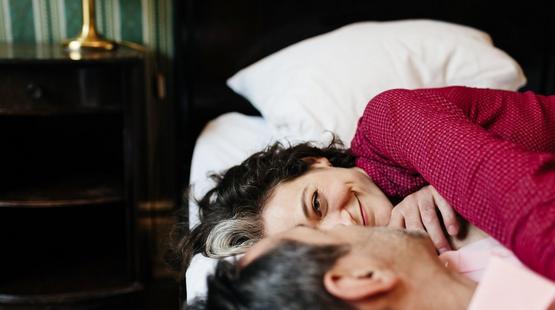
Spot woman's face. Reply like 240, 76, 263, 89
262, 157, 393, 236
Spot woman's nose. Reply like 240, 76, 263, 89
327, 185, 352, 210
320, 209, 356, 228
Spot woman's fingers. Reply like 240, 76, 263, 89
388, 207, 405, 229
401, 201, 425, 232
413, 189, 450, 253
390, 186, 453, 253
390, 196, 425, 232
429, 186, 460, 236
419, 203, 452, 253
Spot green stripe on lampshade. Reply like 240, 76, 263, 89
159, 0, 173, 57
157, 0, 166, 53
48, 0, 67, 42
94, 0, 103, 34
32, 0, 50, 43
9, 0, 35, 42
103, 0, 113, 39
142, 0, 155, 47
120, 0, 142, 43
0, 0, 7, 41
112, 0, 122, 41
64, 0, 82, 38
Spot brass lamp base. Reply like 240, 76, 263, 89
62, 0, 116, 52
63, 36, 116, 51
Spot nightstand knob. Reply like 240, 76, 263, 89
25, 83, 43, 100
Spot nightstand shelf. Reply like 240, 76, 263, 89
0, 173, 122, 207
0, 43, 148, 309
0, 203, 140, 305
1, 113, 124, 209
0, 106, 121, 116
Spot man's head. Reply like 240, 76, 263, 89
192, 225, 475, 309
189, 240, 352, 310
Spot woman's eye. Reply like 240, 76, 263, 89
312, 191, 322, 217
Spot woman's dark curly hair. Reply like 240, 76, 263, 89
166, 137, 356, 276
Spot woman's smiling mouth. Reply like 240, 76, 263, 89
355, 194, 367, 226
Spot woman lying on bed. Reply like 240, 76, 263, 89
168, 86, 555, 281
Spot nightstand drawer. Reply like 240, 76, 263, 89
0, 65, 123, 114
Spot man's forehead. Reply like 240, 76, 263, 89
239, 226, 341, 266
239, 236, 280, 267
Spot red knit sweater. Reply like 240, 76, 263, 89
351, 86, 555, 281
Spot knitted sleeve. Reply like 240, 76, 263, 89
351, 86, 555, 280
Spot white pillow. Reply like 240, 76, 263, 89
227, 19, 526, 145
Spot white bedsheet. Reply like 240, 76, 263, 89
186, 112, 276, 302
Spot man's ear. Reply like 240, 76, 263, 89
303, 156, 332, 168
323, 266, 399, 301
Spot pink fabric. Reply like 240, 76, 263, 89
441, 238, 554, 309
468, 257, 555, 310
439, 237, 521, 282
351, 86, 555, 280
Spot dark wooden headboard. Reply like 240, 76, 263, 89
173, 0, 555, 199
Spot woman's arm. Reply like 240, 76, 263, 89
351, 86, 555, 280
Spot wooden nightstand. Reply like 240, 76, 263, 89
0, 44, 148, 309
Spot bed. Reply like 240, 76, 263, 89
172, 0, 555, 304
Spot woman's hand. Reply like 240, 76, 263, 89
388, 185, 460, 253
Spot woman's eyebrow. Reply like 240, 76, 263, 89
301, 186, 310, 219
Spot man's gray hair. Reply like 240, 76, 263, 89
189, 240, 354, 310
